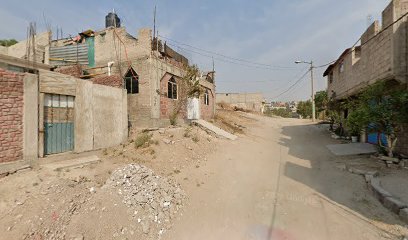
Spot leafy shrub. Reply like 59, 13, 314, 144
134, 133, 153, 149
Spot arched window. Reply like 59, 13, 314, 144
124, 67, 139, 94
168, 77, 177, 99
204, 89, 210, 105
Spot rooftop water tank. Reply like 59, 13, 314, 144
106, 10, 121, 28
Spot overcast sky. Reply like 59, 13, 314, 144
0, 0, 390, 102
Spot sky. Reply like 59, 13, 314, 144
0, 0, 391, 102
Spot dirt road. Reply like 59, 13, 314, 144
165, 115, 407, 240
0, 112, 406, 240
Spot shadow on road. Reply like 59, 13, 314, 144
278, 123, 405, 228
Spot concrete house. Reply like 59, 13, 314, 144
48, 11, 216, 128
323, 0, 408, 154
0, 54, 128, 173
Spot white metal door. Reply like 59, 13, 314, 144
187, 98, 200, 120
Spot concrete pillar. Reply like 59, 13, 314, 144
23, 74, 39, 162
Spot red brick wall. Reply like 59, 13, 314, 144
92, 75, 123, 88
160, 76, 176, 118
200, 86, 215, 120
54, 65, 82, 78
160, 76, 186, 119
0, 68, 24, 163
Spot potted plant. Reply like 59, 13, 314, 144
346, 109, 365, 143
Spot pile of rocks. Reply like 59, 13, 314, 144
105, 164, 185, 236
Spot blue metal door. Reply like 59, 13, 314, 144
44, 94, 75, 155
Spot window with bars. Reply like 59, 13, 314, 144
204, 89, 210, 105
168, 77, 178, 99
124, 67, 139, 94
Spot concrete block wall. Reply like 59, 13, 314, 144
94, 27, 152, 74
6, 31, 51, 64
216, 93, 264, 112
0, 68, 24, 163
126, 59, 153, 128
126, 55, 185, 128
327, 0, 407, 99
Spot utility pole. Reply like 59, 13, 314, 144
153, 5, 156, 40
310, 61, 316, 122
295, 60, 316, 122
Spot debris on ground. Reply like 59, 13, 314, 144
104, 164, 186, 236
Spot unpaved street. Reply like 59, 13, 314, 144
0, 112, 407, 240
166, 115, 407, 240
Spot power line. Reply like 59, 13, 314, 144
159, 35, 296, 70
166, 42, 296, 71
271, 69, 310, 100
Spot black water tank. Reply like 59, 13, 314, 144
106, 12, 121, 28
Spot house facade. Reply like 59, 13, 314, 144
0, 54, 128, 172
46, 12, 216, 128
323, 0, 408, 154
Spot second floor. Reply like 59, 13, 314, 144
324, 0, 408, 100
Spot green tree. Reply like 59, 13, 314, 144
315, 91, 328, 113
351, 82, 408, 157
265, 108, 291, 118
0, 39, 18, 47
169, 65, 202, 125
297, 100, 312, 118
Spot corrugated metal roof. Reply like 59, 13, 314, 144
50, 44, 89, 66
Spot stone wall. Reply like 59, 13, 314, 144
0, 68, 24, 163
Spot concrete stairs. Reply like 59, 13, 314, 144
193, 119, 238, 140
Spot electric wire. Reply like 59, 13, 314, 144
160, 35, 296, 70
271, 69, 311, 100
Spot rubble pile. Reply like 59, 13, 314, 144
105, 164, 185, 236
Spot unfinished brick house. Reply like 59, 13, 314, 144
323, 0, 408, 154
48, 11, 216, 128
